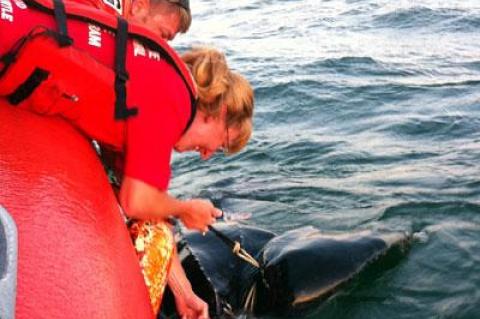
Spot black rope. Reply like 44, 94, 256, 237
182, 97, 197, 134
207, 225, 236, 249
0, 27, 49, 78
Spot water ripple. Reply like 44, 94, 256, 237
371, 7, 479, 32
169, 1, 480, 317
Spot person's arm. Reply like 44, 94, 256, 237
168, 249, 209, 319
119, 176, 222, 232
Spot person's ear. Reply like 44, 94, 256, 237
129, 0, 150, 20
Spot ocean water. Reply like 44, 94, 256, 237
170, 1, 480, 318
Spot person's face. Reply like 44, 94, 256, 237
143, 8, 180, 40
174, 109, 240, 160
129, 1, 181, 40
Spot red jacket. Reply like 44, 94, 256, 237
0, 0, 197, 190
74, 0, 131, 16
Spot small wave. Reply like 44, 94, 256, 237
439, 14, 480, 33
254, 79, 327, 127
461, 61, 480, 72
254, 79, 320, 100
380, 115, 479, 141
323, 148, 438, 168
315, 57, 419, 77
379, 201, 480, 232
413, 79, 480, 88
371, 7, 470, 31
413, 219, 480, 244
325, 56, 378, 66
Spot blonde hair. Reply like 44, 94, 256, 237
182, 47, 254, 154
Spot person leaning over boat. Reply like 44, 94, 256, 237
52, 0, 222, 316
0, 1, 253, 317
123, 48, 253, 318
67, 0, 214, 315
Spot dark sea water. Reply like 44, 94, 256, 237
171, 1, 480, 318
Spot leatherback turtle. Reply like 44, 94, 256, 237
161, 223, 410, 317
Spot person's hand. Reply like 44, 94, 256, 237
175, 291, 209, 319
180, 199, 222, 232
168, 249, 210, 319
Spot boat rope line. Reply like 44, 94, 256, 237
207, 225, 261, 269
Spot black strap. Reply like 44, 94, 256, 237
52, 0, 72, 47
0, 51, 18, 79
0, 52, 16, 72
182, 97, 197, 134
114, 17, 138, 120
0, 30, 37, 78
7, 68, 50, 105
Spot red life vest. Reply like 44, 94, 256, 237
74, 0, 132, 16
0, 0, 197, 150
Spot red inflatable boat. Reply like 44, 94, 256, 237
0, 104, 153, 319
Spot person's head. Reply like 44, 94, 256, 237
127, 0, 192, 40
175, 47, 254, 160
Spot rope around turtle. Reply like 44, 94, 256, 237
208, 225, 260, 269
